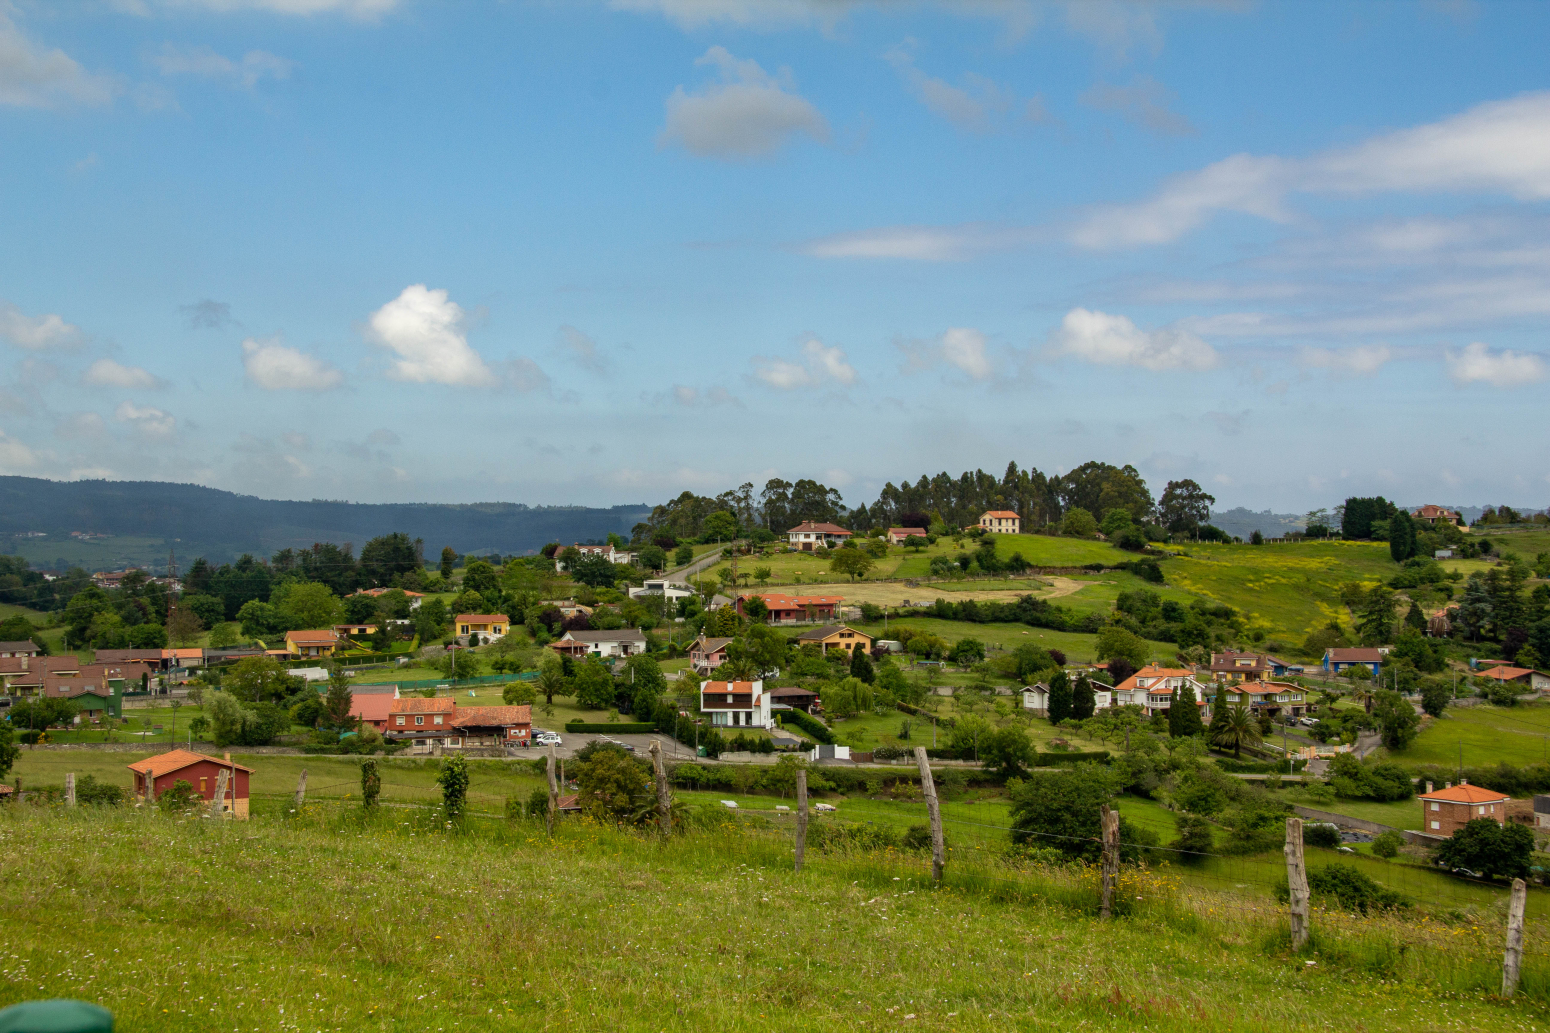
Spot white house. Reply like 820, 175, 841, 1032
555, 543, 637, 571
627, 578, 695, 603
700, 678, 773, 730
786, 521, 852, 551
553, 629, 648, 658
1021, 680, 1112, 717
1110, 665, 1211, 719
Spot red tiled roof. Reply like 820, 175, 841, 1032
981, 510, 1019, 520
354, 588, 425, 597
455, 614, 508, 623
1114, 665, 1193, 694
888, 527, 927, 535
286, 630, 339, 644
452, 704, 532, 728
1477, 666, 1542, 682
389, 696, 456, 714
740, 592, 843, 610
786, 521, 852, 536
702, 680, 757, 693
350, 693, 396, 723
1327, 648, 1384, 662
127, 749, 254, 778
1419, 784, 1509, 804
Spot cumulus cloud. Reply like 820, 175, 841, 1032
1296, 344, 1393, 376
1080, 76, 1195, 137
242, 336, 344, 391
366, 285, 497, 387
1446, 341, 1547, 388
752, 336, 857, 389
558, 325, 607, 375
802, 223, 1044, 261
1073, 92, 1550, 248
0, 304, 85, 349
1046, 308, 1218, 371
658, 46, 828, 159
151, 44, 294, 88
0, 13, 115, 108
114, 401, 175, 437
84, 358, 164, 389
0, 430, 37, 473
898, 327, 996, 379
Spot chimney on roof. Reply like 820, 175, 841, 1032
1445, 781, 1452, 789
1426, 781, 1434, 794
1460, 777, 1468, 786
224, 752, 231, 762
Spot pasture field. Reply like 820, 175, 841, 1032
3, 790, 1545, 1032
848, 615, 1177, 664
1389, 701, 1550, 769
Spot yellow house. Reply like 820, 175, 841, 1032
456, 614, 509, 642
285, 629, 339, 658
796, 624, 873, 654
978, 510, 1021, 534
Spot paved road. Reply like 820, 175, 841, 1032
516, 729, 700, 762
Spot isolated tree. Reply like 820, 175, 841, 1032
437, 752, 469, 818
440, 546, 457, 580
166, 606, 203, 647
1357, 587, 1398, 644
639, 544, 667, 571
1071, 673, 1096, 720
1061, 507, 1097, 537
829, 549, 874, 582
753, 566, 773, 586
1419, 677, 1451, 718
322, 667, 354, 730
980, 726, 1036, 779
1046, 670, 1073, 725
1372, 688, 1419, 750
1210, 702, 1262, 759
1158, 480, 1215, 538
1434, 818, 1533, 880
702, 511, 739, 542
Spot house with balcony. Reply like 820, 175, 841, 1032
553, 628, 647, 659
456, 614, 509, 642
1411, 505, 1461, 526
699, 679, 772, 730
734, 592, 842, 624
1022, 680, 1112, 717
689, 635, 732, 676
1110, 665, 1210, 719
786, 521, 852, 551
1215, 680, 1307, 718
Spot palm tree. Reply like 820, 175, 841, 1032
537, 666, 566, 707
1210, 702, 1263, 759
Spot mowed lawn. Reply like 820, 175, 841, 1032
1389, 702, 1550, 769
849, 615, 1177, 665
1162, 540, 1398, 642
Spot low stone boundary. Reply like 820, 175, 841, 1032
1291, 804, 1440, 847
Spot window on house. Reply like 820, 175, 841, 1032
415, 716, 424, 726
1431, 802, 1439, 811
396, 716, 405, 726
1431, 821, 1440, 830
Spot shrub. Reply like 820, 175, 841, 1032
1303, 823, 1342, 850
1434, 818, 1534, 880
158, 779, 200, 813
1171, 812, 1214, 863
564, 721, 655, 734
776, 709, 834, 745
1371, 831, 1404, 859
74, 774, 124, 806
1298, 862, 1410, 913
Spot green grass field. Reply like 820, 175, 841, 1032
849, 615, 1177, 664
4, 787, 1546, 1031
1390, 701, 1550, 769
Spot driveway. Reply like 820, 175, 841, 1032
518, 729, 699, 762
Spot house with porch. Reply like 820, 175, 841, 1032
285, 629, 340, 658
456, 614, 509, 642
690, 635, 732, 676
1110, 665, 1211, 719
128, 750, 251, 818
700, 679, 772, 730
977, 510, 1021, 534
734, 592, 842, 624
1216, 680, 1308, 718
554, 628, 648, 659
1323, 647, 1385, 676
786, 521, 852, 551
1208, 651, 1303, 682
768, 686, 820, 714
796, 625, 873, 655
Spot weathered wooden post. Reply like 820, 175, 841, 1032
913, 747, 944, 884
1285, 817, 1310, 950
292, 769, 308, 810
794, 768, 808, 873
649, 740, 673, 835
545, 743, 558, 835
64, 773, 76, 807
1099, 805, 1119, 918
209, 769, 229, 818
1504, 877, 1528, 998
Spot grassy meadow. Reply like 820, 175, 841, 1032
3, 791, 1547, 1033
1387, 701, 1550, 769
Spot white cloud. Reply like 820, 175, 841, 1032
1445, 341, 1547, 388
242, 336, 344, 391
1073, 92, 1550, 248
56, 412, 107, 440
0, 13, 115, 108
1046, 308, 1218, 371
1080, 76, 1195, 138
151, 44, 294, 88
558, 325, 607, 375
884, 44, 1015, 134
659, 46, 828, 159
366, 285, 497, 387
802, 223, 1043, 261
0, 304, 85, 349
0, 430, 37, 473
84, 358, 163, 389
752, 336, 856, 389
114, 401, 176, 437
1296, 344, 1393, 376
899, 327, 996, 379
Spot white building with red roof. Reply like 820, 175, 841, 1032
786, 521, 851, 551
1111, 665, 1210, 718
700, 679, 771, 730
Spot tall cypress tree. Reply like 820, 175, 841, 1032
1168, 679, 1205, 737
1205, 691, 1230, 750
1071, 673, 1096, 720
1389, 511, 1417, 562
1047, 670, 1073, 725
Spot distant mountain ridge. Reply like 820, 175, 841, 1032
0, 477, 650, 565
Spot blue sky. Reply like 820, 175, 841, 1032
1, 0, 1547, 514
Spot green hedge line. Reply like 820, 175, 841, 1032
564, 721, 656, 734
776, 710, 834, 744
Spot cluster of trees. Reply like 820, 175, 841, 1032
63, 571, 174, 650
631, 479, 847, 543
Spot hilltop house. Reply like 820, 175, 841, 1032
1412, 505, 1461, 525
734, 592, 842, 624
0, 640, 39, 658
977, 510, 1021, 534
1110, 665, 1211, 719
787, 521, 852, 551
796, 625, 873, 655
552, 628, 647, 659
128, 750, 251, 818
887, 527, 927, 545
1323, 647, 1385, 676
285, 629, 339, 658
555, 543, 636, 570
1418, 780, 1508, 837
700, 679, 772, 730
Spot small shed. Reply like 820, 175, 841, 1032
128, 749, 253, 818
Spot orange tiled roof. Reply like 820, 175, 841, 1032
127, 749, 254, 778
455, 614, 509, 623
1114, 665, 1193, 694
452, 704, 532, 728
1419, 784, 1509, 804
981, 510, 1019, 520
286, 630, 339, 644
389, 696, 456, 714
702, 680, 757, 693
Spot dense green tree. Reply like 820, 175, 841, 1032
358, 532, 423, 588
437, 753, 469, 818
569, 554, 617, 587
207, 691, 291, 747
1210, 702, 1262, 758
674, 544, 694, 566
1419, 677, 1452, 717
462, 560, 500, 599
572, 657, 616, 710
1158, 480, 1215, 538
1434, 818, 1534, 880
1046, 670, 1073, 725
1456, 573, 1492, 641
849, 646, 875, 683
639, 544, 667, 571
980, 726, 1036, 779
1388, 511, 1418, 561
1096, 625, 1149, 670
1061, 507, 1097, 537
1357, 586, 1398, 644
1071, 673, 1097, 720
225, 657, 298, 704
440, 546, 457, 580
1372, 688, 1420, 750
236, 599, 283, 640
1009, 769, 1151, 862
321, 667, 355, 730
829, 549, 874, 581
1168, 679, 1205, 737
702, 511, 740, 541
273, 581, 344, 631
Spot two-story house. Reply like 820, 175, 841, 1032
1323, 647, 1385, 677
1216, 680, 1307, 719
689, 635, 732, 676
1110, 665, 1210, 719
797, 624, 873, 655
555, 543, 637, 571
786, 521, 852, 551
1208, 650, 1302, 682
1022, 680, 1112, 717
700, 679, 772, 730
385, 696, 458, 743
1411, 505, 1461, 526
0, 640, 40, 658
1418, 780, 1508, 837
627, 579, 695, 603
977, 510, 1020, 534
734, 593, 842, 624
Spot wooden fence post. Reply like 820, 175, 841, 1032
293, 769, 308, 810
1285, 817, 1310, 951
1099, 805, 1119, 918
65, 773, 75, 807
209, 769, 229, 818
545, 743, 558, 836
1504, 877, 1528, 998
794, 768, 808, 873
913, 747, 944, 884
649, 740, 672, 835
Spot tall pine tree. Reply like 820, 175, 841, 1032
1047, 670, 1073, 725
1071, 673, 1096, 720
1205, 691, 1230, 750
1168, 679, 1205, 737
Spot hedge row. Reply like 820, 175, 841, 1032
564, 721, 656, 734
776, 709, 834, 744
